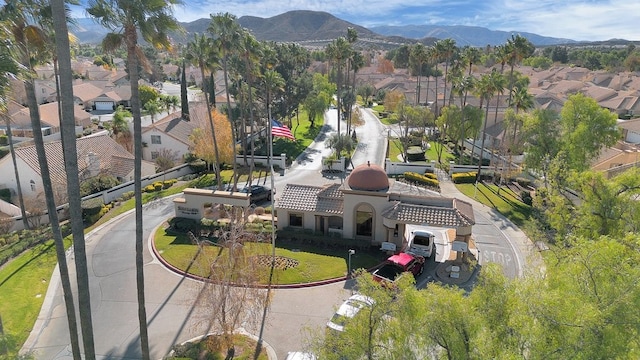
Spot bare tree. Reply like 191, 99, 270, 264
192, 211, 271, 357
155, 148, 180, 172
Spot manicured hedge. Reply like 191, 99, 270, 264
404, 171, 440, 188
452, 172, 477, 184
422, 172, 437, 180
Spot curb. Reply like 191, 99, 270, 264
149, 222, 349, 289
165, 327, 278, 360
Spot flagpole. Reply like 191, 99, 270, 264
257, 112, 277, 356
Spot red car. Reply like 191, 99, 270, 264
372, 252, 425, 284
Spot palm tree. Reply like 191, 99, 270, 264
474, 69, 504, 181
237, 29, 262, 186
2, 2, 88, 358
506, 84, 534, 171
451, 73, 476, 164
326, 37, 351, 137
143, 98, 160, 124
410, 43, 428, 106
87, 1, 182, 358
209, 12, 241, 184
461, 46, 480, 105
435, 39, 457, 111
506, 34, 534, 105
49, 1, 91, 358
185, 33, 222, 187
427, 45, 440, 115
0, 48, 29, 230
347, 51, 364, 134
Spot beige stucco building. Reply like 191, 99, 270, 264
276, 163, 475, 251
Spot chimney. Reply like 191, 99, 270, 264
86, 152, 100, 177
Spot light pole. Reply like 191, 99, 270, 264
348, 249, 355, 279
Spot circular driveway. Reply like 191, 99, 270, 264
23, 107, 533, 359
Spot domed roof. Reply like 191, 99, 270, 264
347, 162, 389, 191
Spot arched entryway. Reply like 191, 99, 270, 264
354, 203, 374, 240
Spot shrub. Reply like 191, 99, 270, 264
144, 185, 156, 193
516, 177, 534, 188
121, 191, 134, 200
153, 182, 163, 191
452, 172, 477, 184
422, 172, 437, 180
188, 159, 207, 173
254, 207, 265, 215
0, 188, 11, 203
189, 173, 217, 189
0, 134, 8, 145
80, 174, 121, 197
168, 217, 198, 233
81, 197, 104, 217
520, 190, 533, 206
404, 172, 440, 188
163, 180, 174, 189
245, 222, 264, 232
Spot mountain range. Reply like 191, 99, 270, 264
73, 10, 578, 47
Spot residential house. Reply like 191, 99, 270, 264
618, 118, 640, 144
0, 101, 90, 141
142, 111, 197, 163
0, 133, 155, 204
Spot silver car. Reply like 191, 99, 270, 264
326, 294, 375, 332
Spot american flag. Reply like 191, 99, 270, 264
271, 119, 295, 141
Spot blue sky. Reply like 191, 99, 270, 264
72, 0, 639, 42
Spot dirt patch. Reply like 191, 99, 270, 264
251, 255, 299, 270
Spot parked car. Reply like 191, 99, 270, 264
326, 294, 375, 332
240, 184, 272, 203
372, 252, 425, 285
285, 352, 316, 360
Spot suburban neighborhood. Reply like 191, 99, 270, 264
1, 4, 640, 360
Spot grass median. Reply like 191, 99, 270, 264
154, 226, 383, 285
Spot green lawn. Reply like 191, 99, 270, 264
388, 139, 455, 165
0, 238, 71, 354
456, 182, 532, 227
154, 226, 382, 285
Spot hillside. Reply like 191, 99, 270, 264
370, 24, 576, 47
74, 10, 574, 47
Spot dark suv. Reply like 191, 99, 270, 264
240, 185, 272, 203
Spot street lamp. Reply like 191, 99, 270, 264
348, 249, 356, 278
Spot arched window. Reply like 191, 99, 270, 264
355, 203, 373, 238
30, 180, 35, 192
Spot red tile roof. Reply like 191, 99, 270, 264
15, 133, 135, 186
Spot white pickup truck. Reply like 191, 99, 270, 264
406, 226, 435, 258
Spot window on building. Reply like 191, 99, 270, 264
289, 213, 303, 227
30, 179, 36, 192
151, 151, 159, 160
151, 135, 161, 144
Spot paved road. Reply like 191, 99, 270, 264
23, 106, 534, 359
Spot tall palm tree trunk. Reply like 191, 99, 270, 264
49, 2, 90, 358
222, 56, 239, 187
477, 103, 491, 182
199, 66, 222, 188
25, 65, 90, 359
2, 115, 29, 229
125, 25, 151, 360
